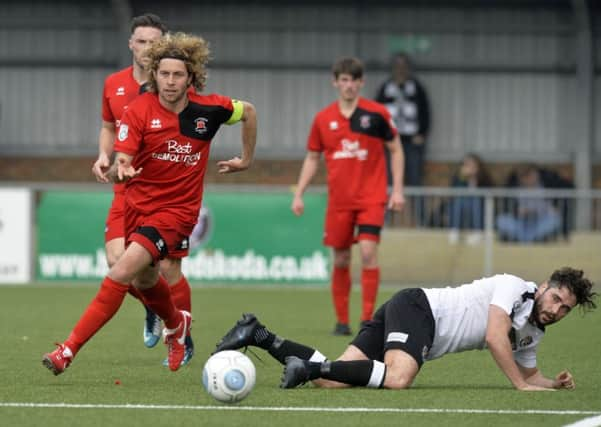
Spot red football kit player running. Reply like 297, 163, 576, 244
91, 14, 197, 364
292, 57, 405, 336
43, 32, 257, 375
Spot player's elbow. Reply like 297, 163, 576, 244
485, 335, 498, 350
485, 329, 504, 348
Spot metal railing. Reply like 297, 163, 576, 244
387, 187, 601, 277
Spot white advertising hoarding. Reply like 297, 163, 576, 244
0, 188, 32, 283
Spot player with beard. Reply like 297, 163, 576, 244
91, 14, 197, 366
215, 267, 596, 391
43, 32, 257, 375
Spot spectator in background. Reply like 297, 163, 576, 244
496, 164, 566, 243
448, 153, 494, 245
375, 53, 430, 186
375, 52, 430, 224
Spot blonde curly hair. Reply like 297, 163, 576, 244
145, 32, 210, 92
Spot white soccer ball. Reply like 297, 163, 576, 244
202, 350, 256, 403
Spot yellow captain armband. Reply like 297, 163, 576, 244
225, 99, 244, 124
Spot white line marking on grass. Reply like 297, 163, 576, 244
0, 402, 600, 415
563, 415, 601, 427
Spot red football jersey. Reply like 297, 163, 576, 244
101, 66, 142, 126
307, 97, 397, 209
101, 66, 144, 193
114, 92, 239, 229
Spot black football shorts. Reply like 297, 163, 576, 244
350, 288, 435, 368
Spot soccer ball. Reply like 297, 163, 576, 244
202, 350, 256, 403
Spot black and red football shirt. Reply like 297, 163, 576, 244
114, 91, 243, 228
307, 97, 397, 209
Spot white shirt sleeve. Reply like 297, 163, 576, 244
489, 275, 530, 315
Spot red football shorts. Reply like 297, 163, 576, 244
124, 204, 192, 262
323, 204, 386, 249
104, 190, 126, 243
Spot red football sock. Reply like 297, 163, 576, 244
127, 285, 147, 304
331, 266, 351, 324
65, 276, 129, 356
169, 276, 191, 313
140, 276, 181, 329
361, 267, 380, 321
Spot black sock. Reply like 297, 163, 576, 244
268, 337, 319, 364
253, 327, 276, 350
306, 361, 323, 380
320, 360, 386, 388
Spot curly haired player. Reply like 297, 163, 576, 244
216, 267, 596, 391
43, 32, 257, 375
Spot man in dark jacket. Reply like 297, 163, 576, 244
375, 52, 430, 188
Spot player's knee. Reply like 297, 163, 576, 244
159, 258, 182, 284
383, 366, 414, 390
108, 264, 135, 284
105, 249, 121, 268
333, 251, 351, 268
359, 252, 377, 267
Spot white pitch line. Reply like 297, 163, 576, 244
563, 415, 601, 427
0, 402, 599, 415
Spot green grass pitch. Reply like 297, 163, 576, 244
1, 284, 600, 427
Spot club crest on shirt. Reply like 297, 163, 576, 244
519, 336, 533, 347
360, 115, 371, 129
194, 117, 208, 134
329, 121, 338, 130
118, 125, 128, 141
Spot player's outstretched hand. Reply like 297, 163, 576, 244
116, 157, 142, 182
92, 153, 111, 183
217, 156, 250, 174
554, 370, 575, 390
291, 195, 304, 216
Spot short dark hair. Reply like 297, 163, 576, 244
391, 52, 412, 68
332, 57, 364, 80
130, 13, 167, 35
548, 267, 597, 311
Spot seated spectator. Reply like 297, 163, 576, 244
448, 153, 494, 245
496, 164, 569, 243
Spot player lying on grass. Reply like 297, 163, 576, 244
215, 267, 596, 391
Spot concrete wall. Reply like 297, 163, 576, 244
356, 229, 601, 286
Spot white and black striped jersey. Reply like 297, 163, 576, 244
422, 274, 544, 368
